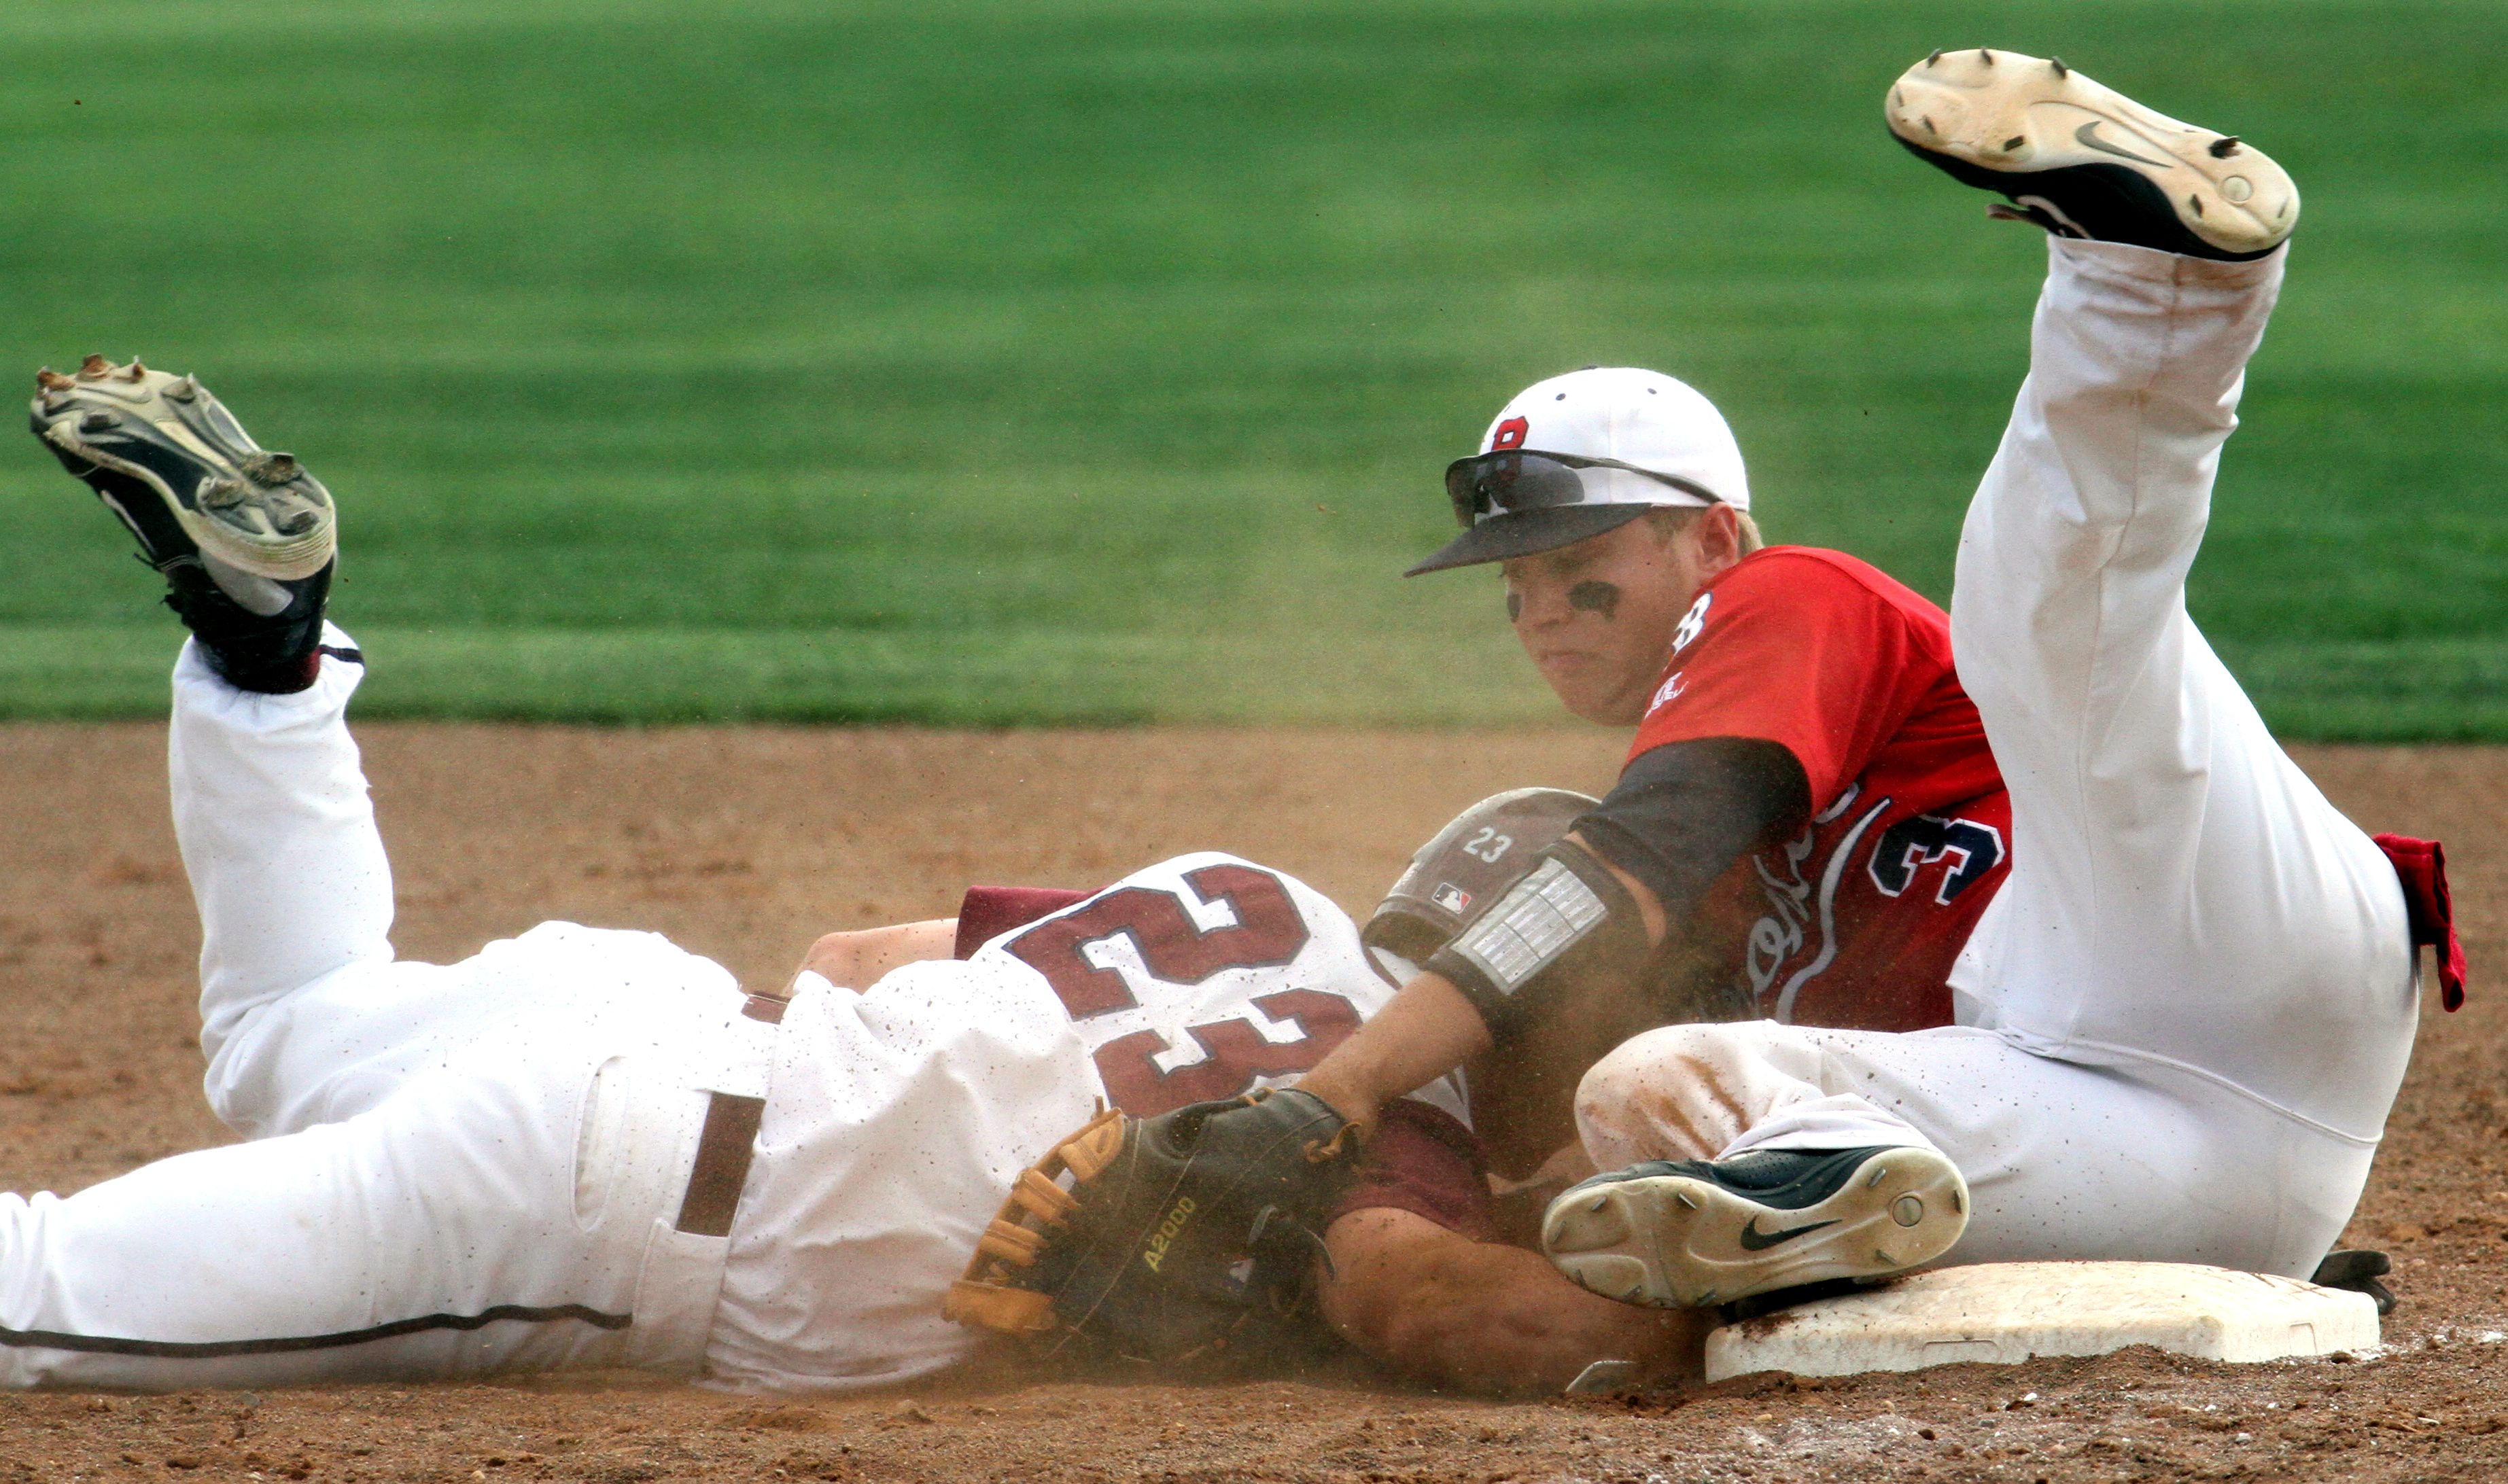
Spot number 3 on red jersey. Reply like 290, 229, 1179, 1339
1003, 863, 1362, 1116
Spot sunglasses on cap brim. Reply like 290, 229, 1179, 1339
1442, 450, 1723, 529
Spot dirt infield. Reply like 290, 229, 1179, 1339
2, 724, 2503, 1482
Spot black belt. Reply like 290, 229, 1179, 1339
672, 993, 786, 1238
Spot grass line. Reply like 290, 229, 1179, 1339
6, 626, 2496, 739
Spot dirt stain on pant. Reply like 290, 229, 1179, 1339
1599, 1051, 1748, 1163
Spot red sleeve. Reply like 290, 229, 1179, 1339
1628, 549, 1928, 805
953, 886, 1094, 959
1327, 1098, 1501, 1243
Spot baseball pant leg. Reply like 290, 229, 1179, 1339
1947, 238, 2416, 1146
1577, 1021, 2370, 1275
169, 632, 538, 1138
0, 990, 757, 1389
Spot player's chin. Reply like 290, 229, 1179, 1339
1537, 658, 1648, 727
1531, 652, 1600, 699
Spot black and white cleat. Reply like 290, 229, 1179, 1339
1886, 48, 2297, 260
31, 355, 334, 581
1542, 1145, 1970, 1309
30, 358, 338, 692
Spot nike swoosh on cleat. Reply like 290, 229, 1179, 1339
2072, 120, 2175, 169
1737, 1216, 1839, 1251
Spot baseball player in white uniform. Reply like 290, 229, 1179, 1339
7, 364, 1465, 1389
1535, 52, 2457, 1309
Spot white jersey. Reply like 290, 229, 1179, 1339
706, 851, 1458, 1392
966, 852, 1461, 1118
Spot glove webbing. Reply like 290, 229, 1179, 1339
944, 1105, 1126, 1337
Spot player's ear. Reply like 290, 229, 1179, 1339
1692, 504, 1747, 577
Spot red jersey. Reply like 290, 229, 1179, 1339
1627, 546, 2010, 1030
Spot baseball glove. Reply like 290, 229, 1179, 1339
944, 1088, 1361, 1367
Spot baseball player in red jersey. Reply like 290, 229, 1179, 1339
1622, 546, 2011, 1032
1287, 51, 2464, 1343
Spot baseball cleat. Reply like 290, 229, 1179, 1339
1541, 1145, 1970, 1309
32, 356, 334, 580
31, 359, 338, 692
1886, 48, 2296, 260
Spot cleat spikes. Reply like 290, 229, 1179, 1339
243, 452, 302, 487
1926, 48, 1943, 66
1887, 46, 2297, 258
1546, 1146, 1971, 1309
28, 358, 336, 587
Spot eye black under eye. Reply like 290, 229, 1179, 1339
1568, 580, 1622, 620
1506, 591, 1524, 622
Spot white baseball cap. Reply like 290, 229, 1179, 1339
1408, 366, 1750, 575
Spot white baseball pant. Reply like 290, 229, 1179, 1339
1576, 238, 2418, 1278
0, 635, 773, 1387
0, 635, 1098, 1390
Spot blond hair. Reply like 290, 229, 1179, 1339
1643, 504, 1764, 554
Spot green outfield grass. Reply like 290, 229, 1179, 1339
1, 1, 2500, 734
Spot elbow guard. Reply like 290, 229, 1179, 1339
1423, 838, 1651, 1044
